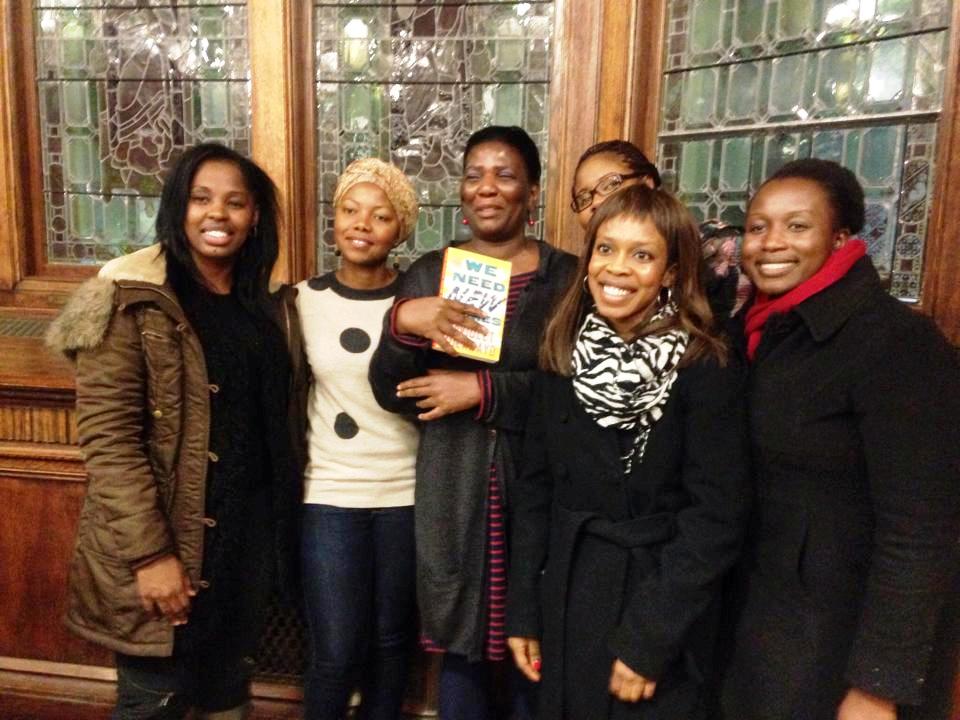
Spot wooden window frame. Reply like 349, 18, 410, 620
1, 0, 955, 345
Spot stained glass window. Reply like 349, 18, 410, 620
314, 0, 554, 272
34, 1, 251, 265
659, 0, 952, 300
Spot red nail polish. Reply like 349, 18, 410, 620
532, 658, 542, 672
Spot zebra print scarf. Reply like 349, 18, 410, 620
572, 306, 689, 473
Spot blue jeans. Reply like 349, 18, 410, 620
113, 650, 252, 720
439, 653, 537, 720
301, 504, 416, 720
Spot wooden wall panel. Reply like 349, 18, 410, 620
0, 474, 110, 667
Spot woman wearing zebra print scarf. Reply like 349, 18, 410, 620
506, 185, 750, 720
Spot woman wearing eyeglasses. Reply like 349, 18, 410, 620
570, 141, 661, 229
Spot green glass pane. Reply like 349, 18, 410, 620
136, 197, 159, 244
721, 137, 751, 190
764, 134, 801, 177
200, 83, 229, 129
844, 130, 862, 169
768, 55, 805, 116
913, 33, 946, 109
735, 0, 766, 44
65, 136, 94, 187
416, 208, 443, 252
104, 196, 128, 244
69, 193, 94, 238
818, 48, 860, 111
812, 130, 844, 162
681, 69, 717, 126
778, 0, 813, 37
679, 141, 712, 193
341, 85, 375, 132
867, 39, 907, 104
727, 62, 760, 119
493, 84, 523, 126
60, 18, 87, 70
877, 0, 913, 19
691, 0, 722, 54
62, 81, 90, 127
822, 0, 860, 29
860, 126, 901, 184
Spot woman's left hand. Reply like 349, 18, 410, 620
837, 688, 897, 720
609, 659, 656, 703
396, 370, 481, 421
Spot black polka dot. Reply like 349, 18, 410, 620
340, 327, 371, 353
334, 412, 359, 439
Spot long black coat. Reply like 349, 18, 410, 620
507, 355, 751, 720
369, 241, 576, 660
720, 257, 960, 720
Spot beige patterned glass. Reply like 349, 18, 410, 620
34, 1, 251, 265
314, 1, 555, 272
659, 0, 952, 301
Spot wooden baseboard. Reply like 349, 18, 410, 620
0, 659, 436, 718
0, 660, 304, 719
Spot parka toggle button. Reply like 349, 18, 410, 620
152, 409, 163, 419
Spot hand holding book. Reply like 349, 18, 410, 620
395, 296, 488, 356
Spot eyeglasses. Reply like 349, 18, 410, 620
570, 171, 645, 213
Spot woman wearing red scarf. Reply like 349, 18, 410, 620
719, 159, 960, 720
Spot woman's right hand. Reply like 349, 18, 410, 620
394, 297, 486, 356
507, 636, 542, 682
134, 554, 196, 626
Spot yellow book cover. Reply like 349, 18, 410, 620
435, 246, 512, 363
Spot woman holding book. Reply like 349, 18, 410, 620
719, 159, 960, 720
296, 159, 421, 720
505, 184, 750, 719
369, 125, 576, 719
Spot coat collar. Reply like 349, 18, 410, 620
98, 243, 167, 284
792, 256, 880, 343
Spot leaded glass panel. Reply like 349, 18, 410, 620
34, 1, 251, 265
659, 0, 952, 301
313, 1, 554, 272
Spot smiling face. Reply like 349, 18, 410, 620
572, 152, 653, 230
742, 177, 849, 297
587, 214, 674, 340
184, 159, 257, 270
333, 182, 401, 269
461, 141, 539, 243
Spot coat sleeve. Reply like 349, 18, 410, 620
368, 262, 437, 416
505, 372, 554, 638
843, 316, 960, 705
608, 358, 752, 680
74, 306, 176, 567
479, 368, 538, 431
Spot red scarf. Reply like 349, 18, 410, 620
744, 239, 867, 360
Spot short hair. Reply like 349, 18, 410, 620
463, 126, 541, 184
540, 184, 725, 375
759, 158, 865, 234
574, 140, 662, 188
156, 142, 279, 321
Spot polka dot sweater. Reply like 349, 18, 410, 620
296, 273, 419, 508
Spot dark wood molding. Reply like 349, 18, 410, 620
249, 0, 316, 285
921, 0, 960, 344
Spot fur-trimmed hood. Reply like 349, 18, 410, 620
46, 244, 169, 358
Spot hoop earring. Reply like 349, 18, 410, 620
582, 276, 589, 293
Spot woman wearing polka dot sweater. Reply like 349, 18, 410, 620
296, 159, 421, 720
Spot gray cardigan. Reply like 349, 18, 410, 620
369, 241, 576, 660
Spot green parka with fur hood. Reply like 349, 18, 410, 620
46, 245, 306, 657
